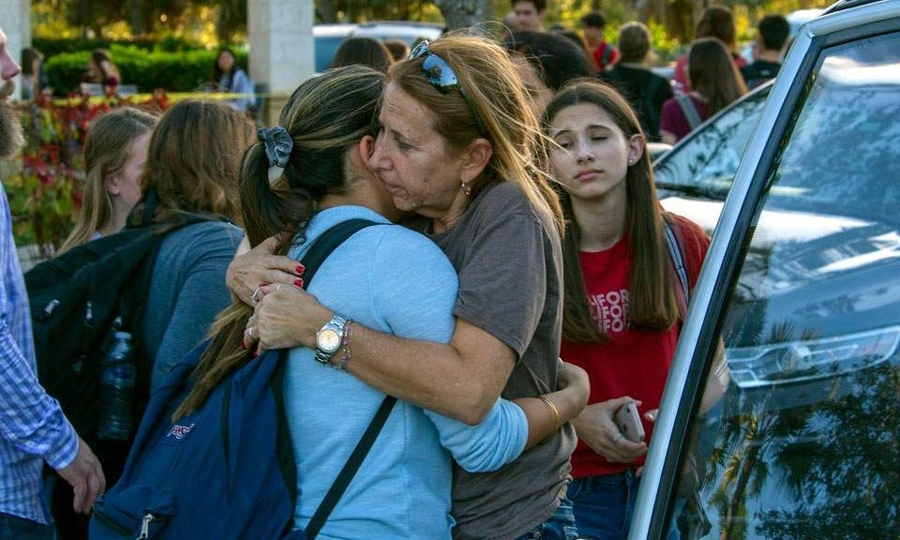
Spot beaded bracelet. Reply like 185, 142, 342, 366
337, 320, 353, 371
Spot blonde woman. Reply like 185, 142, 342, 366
233, 35, 585, 539
59, 108, 156, 253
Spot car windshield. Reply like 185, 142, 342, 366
668, 28, 900, 539
654, 87, 770, 203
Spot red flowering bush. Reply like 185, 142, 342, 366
7, 90, 169, 257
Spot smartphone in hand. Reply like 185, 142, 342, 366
613, 402, 646, 443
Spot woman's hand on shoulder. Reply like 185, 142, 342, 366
572, 397, 648, 463
227, 233, 304, 305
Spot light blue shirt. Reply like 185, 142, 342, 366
284, 206, 528, 539
0, 186, 78, 523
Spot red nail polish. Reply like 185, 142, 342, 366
252, 351, 259, 359
296, 264, 305, 274
294, 278, 304, 288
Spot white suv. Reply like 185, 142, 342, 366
313, 21, 444, 72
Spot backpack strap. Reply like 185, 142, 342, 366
271, 218, 388, 538
601, 43, 613, 67
675, 94, 703, 131
662, 214, 690, 316
305, 395, 397, 539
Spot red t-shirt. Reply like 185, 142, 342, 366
592, 41, 620, 72
561, 214, 709, 478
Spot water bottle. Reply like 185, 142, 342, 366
96, 331, 136, 441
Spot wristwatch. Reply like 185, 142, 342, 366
314, 314, 349, 364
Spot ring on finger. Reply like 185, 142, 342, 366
250, 286, 263, 304
276, 284, 283, 292
247, 326, 255, 339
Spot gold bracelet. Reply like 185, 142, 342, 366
538, 395, 561, 431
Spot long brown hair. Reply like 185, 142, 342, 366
59, 107, 157, 253
128, 100, 255, 227
388, 34, 564, 236
543, 81, 680, 343
173, 65, 385, 420
688, 37, 748, 118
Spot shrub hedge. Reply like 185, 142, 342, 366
33, 35, 202, 59
44, 44, 249, 96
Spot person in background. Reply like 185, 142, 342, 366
543, 80, 717, 540
81, 49, 120, 95
599, 22, 674, 142
503, 29, 593, 115
382, 39, 411, 62
742, 14, 790, 89
581, 11, 619, 72
552, 27, 596, 68
513, 0, 547, 31
331, 36, 394, 73
660, 37, 747, 144
51, 100, 254, 540
213, 47, 255, 112
0, 24, 105, 540
58, 108, 157, 253
673, 5, 747, 94
234, 35, 584, 540
20, 47, 48, 100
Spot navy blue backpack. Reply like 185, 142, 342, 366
89, 219, 393, 539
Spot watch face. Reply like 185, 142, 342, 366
317, 329, 341, 353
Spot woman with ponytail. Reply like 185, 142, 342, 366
174, 64, 588, 538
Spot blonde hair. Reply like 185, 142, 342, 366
388, 34, 564, 234
59, 108, 157, 253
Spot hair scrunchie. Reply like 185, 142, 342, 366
258, 126, 293, 168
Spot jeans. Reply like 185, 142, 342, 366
567, 471, 639, 540
513, 497, 580, 540
569, 472, 683, 540
0, 513, 54, 540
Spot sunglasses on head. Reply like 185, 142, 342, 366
409, 41, 488, 138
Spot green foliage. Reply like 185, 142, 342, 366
33, 35, 203, 59
44, 45, 248, 96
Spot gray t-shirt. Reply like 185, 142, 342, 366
142, 220, 243, 391
431, 181, 576, 540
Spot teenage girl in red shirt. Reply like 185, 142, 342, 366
543, 80, 723, 540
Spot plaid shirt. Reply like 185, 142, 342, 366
0, 185, 78, 523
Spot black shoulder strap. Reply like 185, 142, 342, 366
294, 219, 397, 539
269, 218, 390, 539
305, 395, 397, 539
293, 218, 377, 283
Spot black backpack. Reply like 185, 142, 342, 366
24, 206, 220, 442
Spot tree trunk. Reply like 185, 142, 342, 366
433, 0, 495, 31
129, 0, 143, 37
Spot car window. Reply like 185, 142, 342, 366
315, 36, 347, 72
654, 88, 769, 201
667, 29, 900, 539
